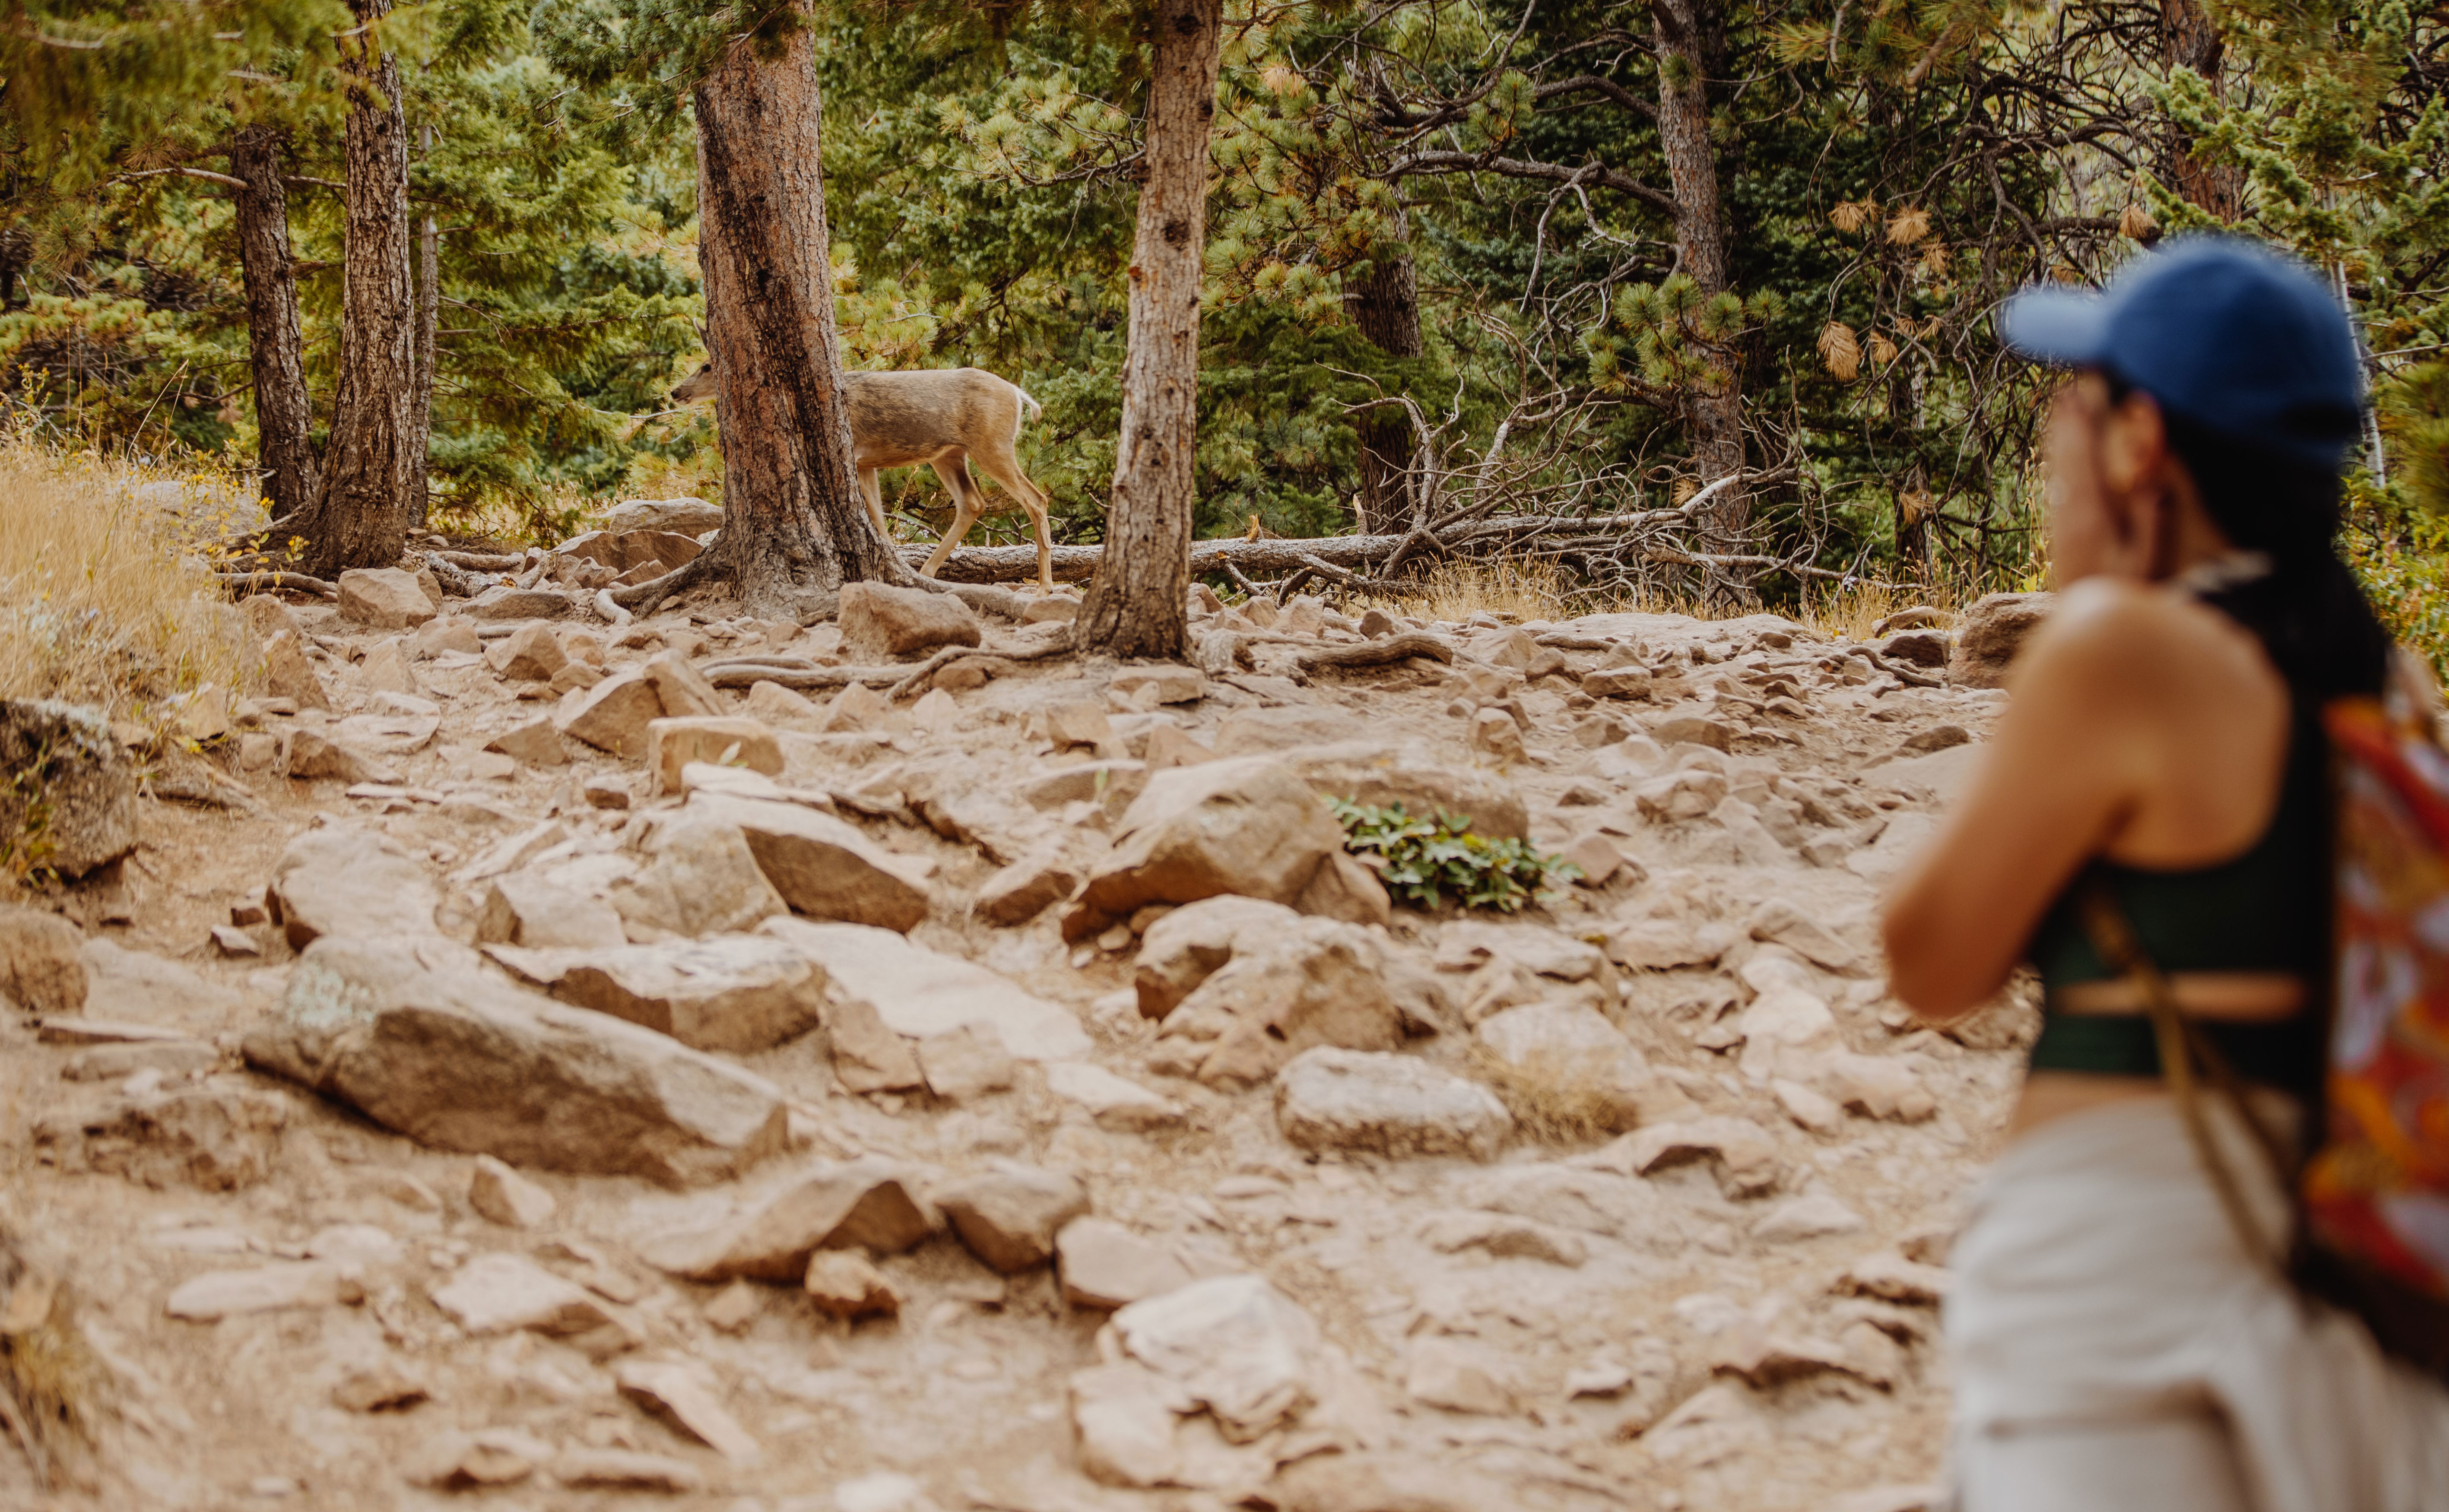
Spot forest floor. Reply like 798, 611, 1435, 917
0, 556, 2030, 1512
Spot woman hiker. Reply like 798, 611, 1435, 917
1883, 236, 2449, 1510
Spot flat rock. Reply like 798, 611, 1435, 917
616, 1360, 760, 1462
467, 586, 575, 621
267, 826, 440, 948
933, 1163, 1089, 1273
165, 1262, 340, 1320
1134, 894, 1304, 1018
764, 917, 1089, 1060
646, 715, 784, 794
612, 814, 790, 940
485, 622, 567, 682
1045, 1061, 1185, 1130
486, 934, 825, 1054
37, 1079, 288, 1189
242, 937, 790, 1187
1057, 1217, 1197, 1309
1110, 1274, 1319, 1441
1407, 1336, 1518, 1415
603, 497, 724, 534
469, 1154, 558, 1228
479, 872, 626, 950
917, 1023, 1016, 1101
974, 850, 1080, 927
1275, 1048, 1511, 1160
430, 1252, 615, 1334
687, 792, 930, 932
803, 1250, 901, 1320
638, 1156, 934, 1280
1753, 1192, 1869, 1243
553, 1449, 706, 1493
1156, 918, 1403, 1087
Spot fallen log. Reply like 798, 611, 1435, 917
435, 550, 525, 572
917, 534, 1412, 586
1294, 631, 1456, 675
697, 637, 1073, 700
214, 570, 337, 599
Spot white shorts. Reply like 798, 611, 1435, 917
1945, 1095, 2449, 1512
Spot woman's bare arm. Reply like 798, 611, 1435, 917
1882, 584, 2163, 1021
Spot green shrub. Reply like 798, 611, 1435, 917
1329, 799, 1576, 913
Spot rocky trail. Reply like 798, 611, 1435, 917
0, 522, 2047, 1512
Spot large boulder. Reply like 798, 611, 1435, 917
763, 917, 1091, 1061
242, 937, 790, 1187
0, 701, 136, 878
1948, 591, 2054, 688
485, 934, 826, 1054
837, 581, 981, 661
1076, 757, 1345, 928
559, 529, 702, 577
336, 568, 438, 631
685, 793, 930, 932
1274, 1048, 1512, 1160
610, 815, 789, 939
266, 826, 440, 948
1133, 894, 1450, 1036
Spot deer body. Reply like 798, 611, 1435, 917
672, 363, 1055, 591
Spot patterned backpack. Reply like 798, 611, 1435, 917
2301, 687, 2449, 1366
2083, 659, 2449, 1373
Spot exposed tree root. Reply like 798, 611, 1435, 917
213, 570, 336, 599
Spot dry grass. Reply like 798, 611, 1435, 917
0, 434, 255, 720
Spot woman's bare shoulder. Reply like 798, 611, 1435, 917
2014, 578, 2269, 697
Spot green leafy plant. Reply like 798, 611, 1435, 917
1329, 798, 1575, 913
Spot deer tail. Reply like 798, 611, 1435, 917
1013, 385, 1043, 430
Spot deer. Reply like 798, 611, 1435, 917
669, 362, 1057, 593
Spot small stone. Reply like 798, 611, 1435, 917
1771, 1078, 1846, 1135
933, 1163, 1090, 1273
479, 872, 626, 950
337, 568, 439, 631
839, 581, 982, 661
638, 1157, 934, 1281
826, 994, 925, 1093
1044, 700, 1115, 751
468, 1155, 558, 1229
1407, 1336, 1518, 1415
1651, 716, 1736, 752
1949, 591, 2053, 688
744, 679, 825, 730
553, 1448, 706, 1493
1748, 898, 1857, 971
485, 717, 568, 767
703, 1279, 761, 1333
1560, 832, 1632, 888
1752, 1192, 1868, 1243
916, 1024, 1016, 1101
485, 622, 569, 682
1056, 1218, 1194, 1309
165, 1262, 341, 1321
1069, 1363, 1183, 1487
974, 850, 1080, 927
210, 924, 262, 957
818, 682, 892, 733
1044, 1061, 1184, 1131
645, 715, 784, 794
803, 1250, 901, 1320
1581, 666, 1652, 700
557, 670, 664, 758
1467, 707, 1526, 763
261, 631, 332, 711
1274, 1047, 1511, 1160
1879, 629, 1950, 669
1900, 722, 1972, 755
583, 776, 632, 810
615, 1360, 761, 1461
429, 1252, 615, 1334
1417, 1210, 1588, 1267
487, 934, 822, 1055
0, 904, 88, 1015
1107, 1275, 1318, 1441
0, 701, 141, 876
332, 1364, 430, 1413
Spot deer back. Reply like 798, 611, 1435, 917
844, 368, 1028, 471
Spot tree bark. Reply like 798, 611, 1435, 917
1347, 225, 1422, 535
2160, 0, 2241, 221
227, 124, 320, 525
1073, 0, 1223, 659
1650, 0, 1746, 540
407, 120, 438, 528
289, 0, 415, 577
690, 19, 898, 620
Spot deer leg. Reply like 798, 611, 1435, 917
919, 454, 982, 580
858, 468, 891, 546
972, 446, 1057, 594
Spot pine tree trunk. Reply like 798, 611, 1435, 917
407, 121, 438, 529
1348, 229, 1421, 535
1650, 0, 1746, 540
1073, 0, 1223, 659
227, 124, 320, 525
690, 20, 897, 620
290, 0, 415, 578
2161, 0, 2241, 220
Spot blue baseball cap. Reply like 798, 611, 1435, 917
1998, 235, 2365, 470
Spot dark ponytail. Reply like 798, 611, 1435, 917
2158, 406, 2393, 705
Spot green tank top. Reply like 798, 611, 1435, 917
2022, 714, 2328, 1094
